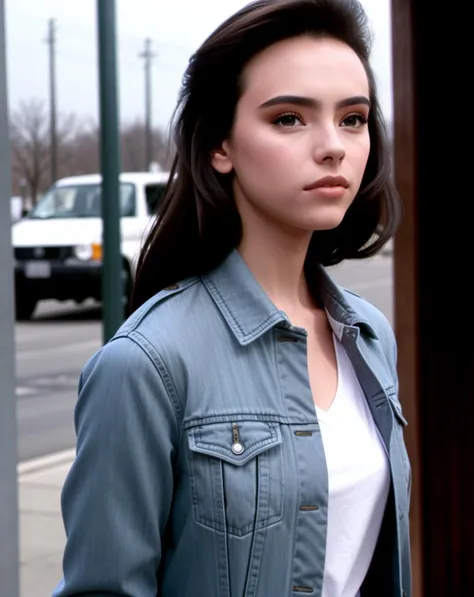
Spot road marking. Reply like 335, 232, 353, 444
18, 448, 76, 477
16, 373, 79, 399
16, 339, 100, 360
32, 374, 78, 387
16, 386, 38, 396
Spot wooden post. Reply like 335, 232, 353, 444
392, 1, 473, 595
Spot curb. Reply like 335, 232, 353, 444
17, 448, 76, 477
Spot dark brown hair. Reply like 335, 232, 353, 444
131, 0, 401, 312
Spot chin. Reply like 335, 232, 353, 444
313, 221, 344, 231
306, 209, 348, 231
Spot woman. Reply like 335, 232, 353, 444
54, 1, 411, 596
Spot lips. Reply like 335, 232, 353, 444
304, 175, 349, 190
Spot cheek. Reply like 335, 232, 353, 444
231, 126, 294, 178
345, 134, 371, 188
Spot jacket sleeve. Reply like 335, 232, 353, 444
52, 333, 180, 597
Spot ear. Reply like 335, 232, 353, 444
211, 140, 233, 174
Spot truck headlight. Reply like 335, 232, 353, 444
74, 244, 102, 261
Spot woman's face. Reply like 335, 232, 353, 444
211, 36, 371, 235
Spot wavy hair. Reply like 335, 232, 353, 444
131, 0, 401, 312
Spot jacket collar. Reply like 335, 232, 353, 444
201, 249, 377, 346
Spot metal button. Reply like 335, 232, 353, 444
231, 441, 244, 455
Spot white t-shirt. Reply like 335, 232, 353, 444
315, 335, 390, 597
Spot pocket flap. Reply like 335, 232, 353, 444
188, 420, 282, 466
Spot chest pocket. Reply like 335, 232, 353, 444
186, 419, 284, 537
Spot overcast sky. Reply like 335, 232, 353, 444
5, 0, 393, 130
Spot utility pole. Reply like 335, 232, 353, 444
139, 38, 156, 171
97, 0, 124, 343
46, 18, 57, 185
0, 0, 20, 594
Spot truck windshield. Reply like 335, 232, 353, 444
28, 183, 136, 219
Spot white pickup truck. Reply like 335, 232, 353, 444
12, 171, 169, 320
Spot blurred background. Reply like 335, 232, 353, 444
7, 0, 392, 212
4, 1, 395, 596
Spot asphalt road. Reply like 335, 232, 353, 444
15, 254, 393, 462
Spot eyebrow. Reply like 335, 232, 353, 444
258, 94, 371, 110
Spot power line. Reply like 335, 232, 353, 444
139, 38, 156, 170
46, 18, 57, 184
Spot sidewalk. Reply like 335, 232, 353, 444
18, 451, 74, 597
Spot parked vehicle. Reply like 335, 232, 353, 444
11, 171, 169, 320
10, 196, 23, 223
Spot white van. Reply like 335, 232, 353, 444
12, 171, 170, 320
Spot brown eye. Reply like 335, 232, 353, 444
341, 113, 368, 128
272, 112, 303, 127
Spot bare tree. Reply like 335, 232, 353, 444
9, 100, 102, 202
59, 117, 100, 176
121, 120, 170, 171
9, 100, 172, 204
10, 99, 49, 204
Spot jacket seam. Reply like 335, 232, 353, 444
114, 330, 183, 432
203, 275, 283, 343
123, 278, 200, 333
183, 414, 319, 427
192, 432, 279, 459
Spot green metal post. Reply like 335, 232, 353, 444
97, 0, 124, 343
0, 0, 20, 594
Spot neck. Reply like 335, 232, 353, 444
237, 218, 315, 314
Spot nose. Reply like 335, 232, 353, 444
312, 125, 346, 165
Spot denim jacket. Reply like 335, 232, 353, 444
53, 249, 411, 597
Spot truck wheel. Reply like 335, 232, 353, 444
15, 296, 38, 321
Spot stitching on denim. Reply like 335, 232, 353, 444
183, 413, 318, 428
195, 427, 278, 459
189, 424, 284, 536
203, 276, 283, 342
121, 278, 199, 333
126, 331, 182, 426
